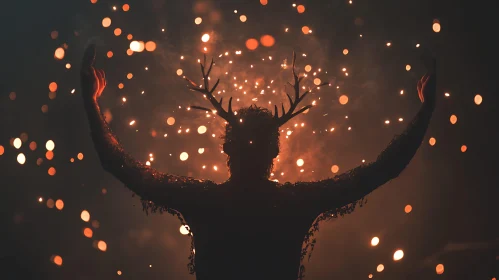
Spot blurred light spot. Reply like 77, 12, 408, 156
436, 264, 444, 274
474, 94, 482, 105
301, 26, 310, 34
195, 17, 202, 24
201, 33, 210, 42
245, 38, 259, 51
393, 249, 404, 261
13, 138, 22, 149
376, 264, 384, 272
180, 152, 189, 161
81, 210, 90, 222
46, 140, 55, 151
297, 5, 305, 13
167, 117, 175, 125
343, 49, 349, 55
83, 227, 93, 238
339, 95, 349, 105
145, 41, 157, 52
404, 204, 412, 213
429, 137, 436, 146
48, 167, 56, 176
461, 145, 467, 153
432, 20, 441, 33
296, 159, 304, 167
97, 240, 107, 251
122, 4, 130, 11
371, 237, 379, 246
450, 114, 457, 124
17, 153, 26, 164
198, 126, 207, 134
54, 48, 65, 60
240, 15, 247, 22
55, 199, 64, 210
49, 82, 58, 92
102, 17, 112, 28
331, 165, 339, 173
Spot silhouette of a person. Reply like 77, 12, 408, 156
81, 45, 436, 280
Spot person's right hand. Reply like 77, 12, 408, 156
81, 44, 106, 101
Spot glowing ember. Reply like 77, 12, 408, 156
81, 210, 90, 222
406, 64, 411, 71
46, 140, 55, 151
180, 152, 189, 161
102, 17, 111, 28
331, 165, 339, 173
83, 228, 93, 238
55, 199, 64, 210
461, 145, 467, 153
97, 240, 107, 251
297, 5, 305, 13
195, 17, 202, 25
166, 117, 175, 125
404, 204, 412, 213
393, 249, 404, 261
13, 138, 22, 149
17, 153, 26, 165
339, 95, 349, 105
429, 137, 436, 146
52, 255, 63, 266
436, 264, 444, 274
371, 237, 379, 246
432, 21, 441, 33
240, 15, 247, 22
296, 159, 304, 167
197, 126, 207, 134
376, 264, 384, 272
474, 94, 483, 105
201, 33, 210, 42
54, 48, 65, 60
260, 35, 275, 47
245, 38, 259, 51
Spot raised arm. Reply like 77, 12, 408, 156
80, 45, 215, 211
294, 61, 437, 213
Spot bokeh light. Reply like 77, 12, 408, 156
81, 210, 90, 222
436, 264, 444, 274
393, 249, 404, 261
102, 17, 112, 28
371, 237, 379, 246
245, 38, 259, 51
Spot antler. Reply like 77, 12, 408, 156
185, 54, 236, 124
274, 52, 329, 127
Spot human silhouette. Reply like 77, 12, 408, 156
81, 45, 436, 280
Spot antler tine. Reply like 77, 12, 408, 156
186, 57, 236, 124
275, 52, 329, 127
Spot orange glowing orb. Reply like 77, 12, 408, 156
404, 204, 412, 213
301, 26, 310, 34
48, 167, 56, 176
297, 5, 305, 13
102, 17, 111, 28
122, 4, 130, 11
52, 255, 63, 266
97, 240, 107, 251
436, 264, 444, 274
145, 41, 157, 51
114, 28, 122, 36
245, 38, 259, 51
83, 227, 93, 238
260, 0, 268, 5
54, 47, 65, 60
49, 82, 58, 92
107, 51, 113, 58
260, 35, 275, 47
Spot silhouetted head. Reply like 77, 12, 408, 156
222, 105, 280, 181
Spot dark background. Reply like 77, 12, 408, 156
1, 0, 498, 279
